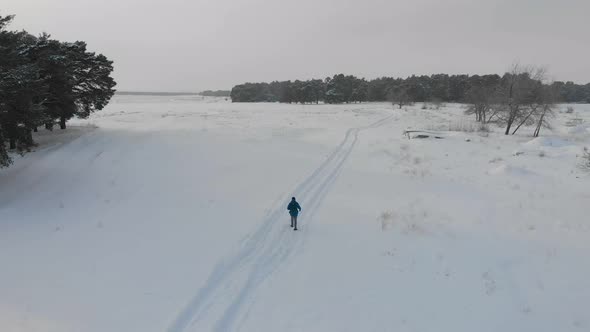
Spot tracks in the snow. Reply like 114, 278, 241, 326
166, 114, 393, 332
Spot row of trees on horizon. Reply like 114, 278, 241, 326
0, 15, 116, 167
232, 66, 586, 137
230, 73, 590, 105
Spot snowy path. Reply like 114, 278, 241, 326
166, 114, 393, 332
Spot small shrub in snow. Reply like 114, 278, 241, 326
421, 100, 444, 110
482, 271, 497, 295
565, 118, 584, 127
565, 106, 574, 114
379, 211, 394, 231
477, 123, 490, 133
538, 150, 546, 158
477, 123, 490, 137
580, 147, 590, 170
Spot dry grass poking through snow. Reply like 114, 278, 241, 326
580, 147, 590, 170
433, 120, 491, 133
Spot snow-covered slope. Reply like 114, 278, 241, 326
1, 96, 588, 332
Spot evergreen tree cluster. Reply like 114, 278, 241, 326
231, 73, 590, 105
0, 15, 116, 167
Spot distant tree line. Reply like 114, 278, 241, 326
232, 66, 589, 137
199, 90, 230, 97
231, 73, 590, 105
0, 15, 116, 167
117, 91, 199, 96
115, 90, 229, 97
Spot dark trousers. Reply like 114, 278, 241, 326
291, 215, 297, 229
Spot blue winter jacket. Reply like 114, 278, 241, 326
287, 201, 301, 217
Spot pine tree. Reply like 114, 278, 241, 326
30, 37, 116, 129
0, 15, 116, 167
0, 16, 47, 157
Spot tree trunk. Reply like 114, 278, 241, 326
60, 116, 66, 130
504, 105, 519, 135
504, 117, 513, 135
9, 138, 16, 150
25, 130, 33, 146
511, 109, 536, 135
33, 127, 38, 132
533, 112, 546, 137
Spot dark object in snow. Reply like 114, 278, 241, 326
403, 130, 444, 140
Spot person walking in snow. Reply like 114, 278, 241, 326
287, 197, 302, 231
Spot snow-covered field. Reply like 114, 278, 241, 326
1, 96, 589, 332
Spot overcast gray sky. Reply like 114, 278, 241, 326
4, 0, 590, 92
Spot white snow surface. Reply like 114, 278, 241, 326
1, 97, 589, 332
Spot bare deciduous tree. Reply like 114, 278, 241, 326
388, 86, 411, 109
465, 75, 500, 123
497, 64, 549, 135
465, 86, 497, 123
533, 85, 556, 137
510, 81, 556, 136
